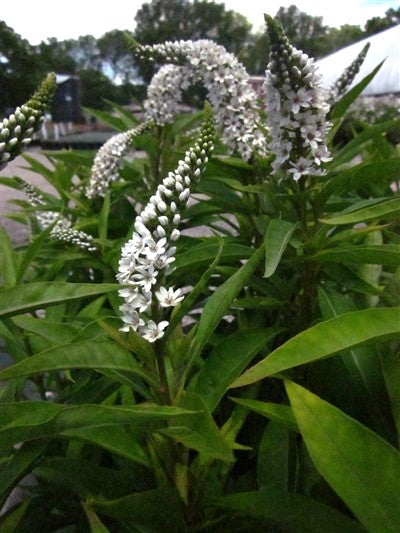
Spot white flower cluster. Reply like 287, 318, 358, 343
116, 105, 215, 342
0, 74, 56, 171
263, 15, 332, 181
87, 122, 153, 198
20, 180, 97, 252
145, 64, 190, 124
133, 39, 267, 161
330, 43, 370, 102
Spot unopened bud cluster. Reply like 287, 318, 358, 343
264, 15, 331, 181
0, 74, 56, 170
117, 105, 215, 342
20, 180, 97, 252
87, 122, 153, 198
330, 43, 370, 102
133, 39, 266, 161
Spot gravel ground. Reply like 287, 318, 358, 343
0, 148, 58, 245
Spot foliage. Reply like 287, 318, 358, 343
0, 11, 399, 533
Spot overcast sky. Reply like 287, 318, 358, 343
2, 0, 398, 43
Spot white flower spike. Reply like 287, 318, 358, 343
264, 15, 332, 181
117, 104, 215, 341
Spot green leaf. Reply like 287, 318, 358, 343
0, 226, 18, 288
257, 422, 289, 491
0, 402, 197, 449
0, 282, 123, 318
173, 242, 252, 277
165, 239, 224, 340
311, 245, 400, 266
330, 61, 384, 120
91, 489, 184, 531
230, 398, 298, 431
12, 315, 81, 345
0, 339, 157, 386
63, 425, 150, 466
83, 107, 127, 131
264, 219, 296, 278
16, 221, 57, 283
190, 245, 264, 360
379, 349, 400, 443
99, 192, 110, 242
0, 500, 30, 533
231, 307, 400, 387
318, 286, 388, 403
82, 502, 110, 533
286, 380, 400, 532
216, 489, 364, 532
162, 392, 233, 462
320, 160, 400, 202
192, 328, 280, 412
0, 440, 47, 508
321, 198, 400, 225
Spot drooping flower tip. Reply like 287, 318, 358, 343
87, 121, 153, 198
141, 39, 266, 159
0, 73, 57, 170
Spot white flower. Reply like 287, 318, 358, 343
118, 288, 152, 312
143, 237, 167, 260
141, 320, 169, 342
155, 286, 184, 307
119, 306, 145, 332
288, 157, 314, 181
133, 265, 158, 291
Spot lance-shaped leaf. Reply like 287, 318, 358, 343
0, 402, 197, 449
0, 282, 123, 318
321, 197, 400, 225
264, 219, 296, 278
286, 380, 400, 532
230, 398, 298, 431
190, 245, 265, 361
231, 307, 400, 387
192, 328, 280, 412
216, 488, 364, 532
311, 245, 400, 266
0, 339, 157, 386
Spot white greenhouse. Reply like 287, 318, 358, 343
315, 24, 400, 95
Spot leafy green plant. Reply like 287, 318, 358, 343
0, 13, 399, 532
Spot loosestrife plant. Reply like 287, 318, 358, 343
132, 38, 267, 160
0, 73, 56, 169
0, 13, 399, 533
117, 104, 214, 341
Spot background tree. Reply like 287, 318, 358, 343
98, 30, 138, 84
0, 21, 42, 113
34, 38, 77, 74
65, 35, 102, 71
365, 7, 400, 36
